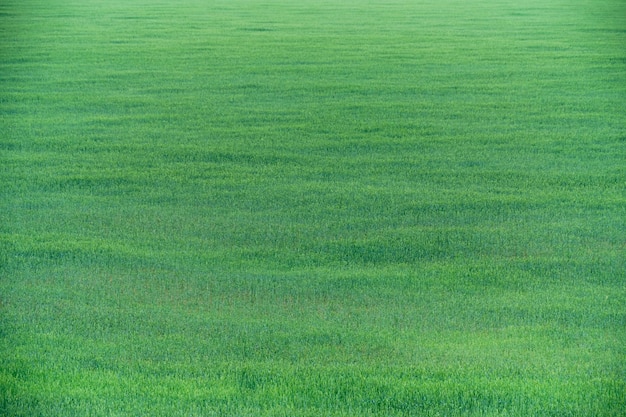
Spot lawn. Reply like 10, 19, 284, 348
1, 0, 625, 415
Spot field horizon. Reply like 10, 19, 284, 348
1, 0, 625, 415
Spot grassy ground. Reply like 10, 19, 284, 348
1, 0, 625, 415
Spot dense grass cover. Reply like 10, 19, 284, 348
1, 0, 625, 415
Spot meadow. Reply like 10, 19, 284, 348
1, 0, 625, 415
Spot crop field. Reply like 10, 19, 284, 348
1, 0, 625, 415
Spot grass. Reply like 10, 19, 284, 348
1, 0, 625, 415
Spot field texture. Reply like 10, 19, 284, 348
1, 0, 625, 415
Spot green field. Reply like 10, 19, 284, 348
1, 0, 625, 415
